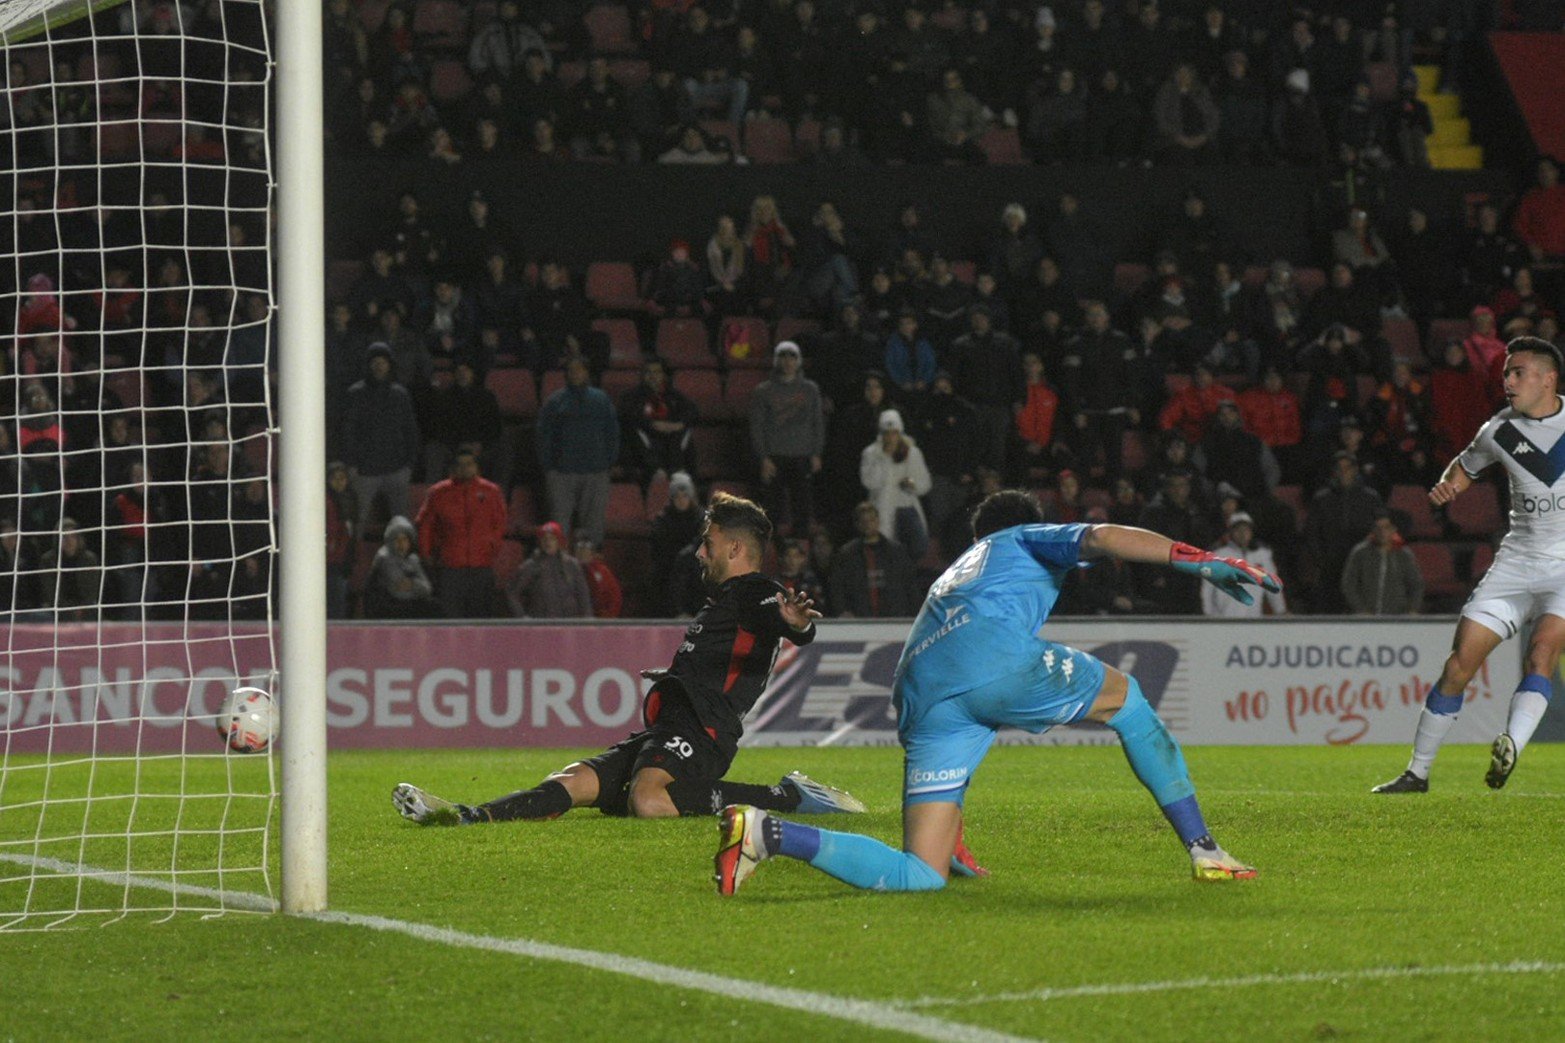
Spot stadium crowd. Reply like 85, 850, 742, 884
5, 0, 1565, 623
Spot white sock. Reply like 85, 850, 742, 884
1409, 709, 1459, 778
1507, 690, 1550, 754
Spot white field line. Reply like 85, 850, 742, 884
0, 852, 1034, 1043
891, 961, 1565, 1010
1200, 789, 1565, 800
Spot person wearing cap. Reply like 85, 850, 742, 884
748, 340, 824, 537
1270, 64, 1330, 167
1303, 450, 1384, 612
1202, 512, 1287, 618
342, 341, 421, 531
860, 408, 933, 562
1340, 512, 1422, 617
415, 446, 508, 619
650, 471, 704, 615
507, 521, 592, 619
537, 355, 619, 546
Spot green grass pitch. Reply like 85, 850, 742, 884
2, 744, 1564, 1041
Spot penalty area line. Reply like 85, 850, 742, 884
0, 852, 1032, 1043
891, 960, 1565, 1009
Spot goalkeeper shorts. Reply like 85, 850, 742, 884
897, 640, 1105, 807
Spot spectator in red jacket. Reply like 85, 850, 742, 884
1158, 363, 1235, 445
415, 447, 507, 619
1015, 351, 1061, 468
1429, 339, 1492, 461
1237, 365, 1304, 483
325, 461, 357, 619
1513, 155, 1565, 262
573, 535, 623, 619
1462, 305, 1507, 403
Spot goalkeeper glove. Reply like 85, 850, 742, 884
1169, 542, 1282, 606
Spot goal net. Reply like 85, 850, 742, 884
0, 0, 278, 926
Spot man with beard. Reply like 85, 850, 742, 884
394, 492, 866, 825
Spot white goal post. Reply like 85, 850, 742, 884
0, 0, 326, 921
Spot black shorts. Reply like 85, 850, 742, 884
583, 699, 733, 817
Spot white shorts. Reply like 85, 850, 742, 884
1462, 550, 1565, 640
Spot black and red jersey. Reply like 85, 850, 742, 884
654, 572, 815, 748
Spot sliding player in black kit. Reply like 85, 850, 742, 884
393, 493, 865, 825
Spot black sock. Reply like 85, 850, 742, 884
479, 779, 573, 822
664, 778, 803, 817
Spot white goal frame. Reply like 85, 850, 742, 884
275, 0, 327, 915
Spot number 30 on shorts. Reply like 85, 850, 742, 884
662, 735, 694, 759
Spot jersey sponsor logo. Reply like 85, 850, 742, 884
906, 611, 971, 658
1495, 421, 1565, 486
906, 766, 968, 787
1516, 491, 1565, 515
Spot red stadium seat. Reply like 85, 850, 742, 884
950, 261, 977, 285
1293, 267, 1326, 298
605, 482, 650, 536
540, 369, 566, 402
412, 0, 468, 47
774, 317, 821, 344
1120, 429, 1147, 472
744, 119, 795, 164
585, 4, 635, 53
1242, 265, 1268, 287
1366, 61, 1399, 102
557, 61, 586, 90
722, 369, 767, 418
977, 128, 1025, 165
491, 538, 525, 587
1114, 263, 1150, 298
1446, 481, 1502, 537
585, 261, 641, 311
656, 318, 716, 369
96, 122, 137, 159
429, 61, 472, 103
601, 368, 642, 403
672, 369, 723, 417
719, 316, 772, 368
1428, 318, 1472, 356
1355, 374, 1377, 406
1390, 484, 1442, 540
794, 119, 822, 156
507, 486, 539, 534
1410, 542, 1463, 603
485, 369, 537, 418
592, 317, 644, 369
357, 0, 390, 31
1383, 317, 1421, 363
608, 59, 650, 89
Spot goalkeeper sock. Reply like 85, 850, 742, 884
770, 818, 945, 891
665, 778, 803, 817
479, 779, 573, 822
1107, 678, 1207, 846
1506, 673, 1552, 754
1408, 685, 1464, 778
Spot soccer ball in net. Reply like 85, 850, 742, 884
217, 687, 277, 754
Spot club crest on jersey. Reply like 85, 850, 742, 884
1495, 420, 1565, 486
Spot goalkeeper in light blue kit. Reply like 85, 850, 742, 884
715, 490, 1280, 895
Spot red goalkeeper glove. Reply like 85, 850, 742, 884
1169, 542, 1282, 606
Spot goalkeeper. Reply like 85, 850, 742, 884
715, 490, 1280, 895
394, 492, 864, 825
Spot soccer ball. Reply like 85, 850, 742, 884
217, 687, 276, 754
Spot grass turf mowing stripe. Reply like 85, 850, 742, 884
893, 961, 1565, 1009
0, 851, 1033, 1043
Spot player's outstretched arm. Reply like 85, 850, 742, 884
1082, 524, 1282, 606
1428, 458, 1473, 506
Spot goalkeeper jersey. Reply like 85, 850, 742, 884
894, 523, 1092, 708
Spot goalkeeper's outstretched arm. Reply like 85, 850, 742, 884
1081, 524, 1282, 606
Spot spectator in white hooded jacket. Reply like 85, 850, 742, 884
860, 409, 933, 562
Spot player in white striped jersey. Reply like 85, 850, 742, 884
1374, 337, 1565, 793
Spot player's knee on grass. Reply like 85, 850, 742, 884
626, 771, 679, 819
